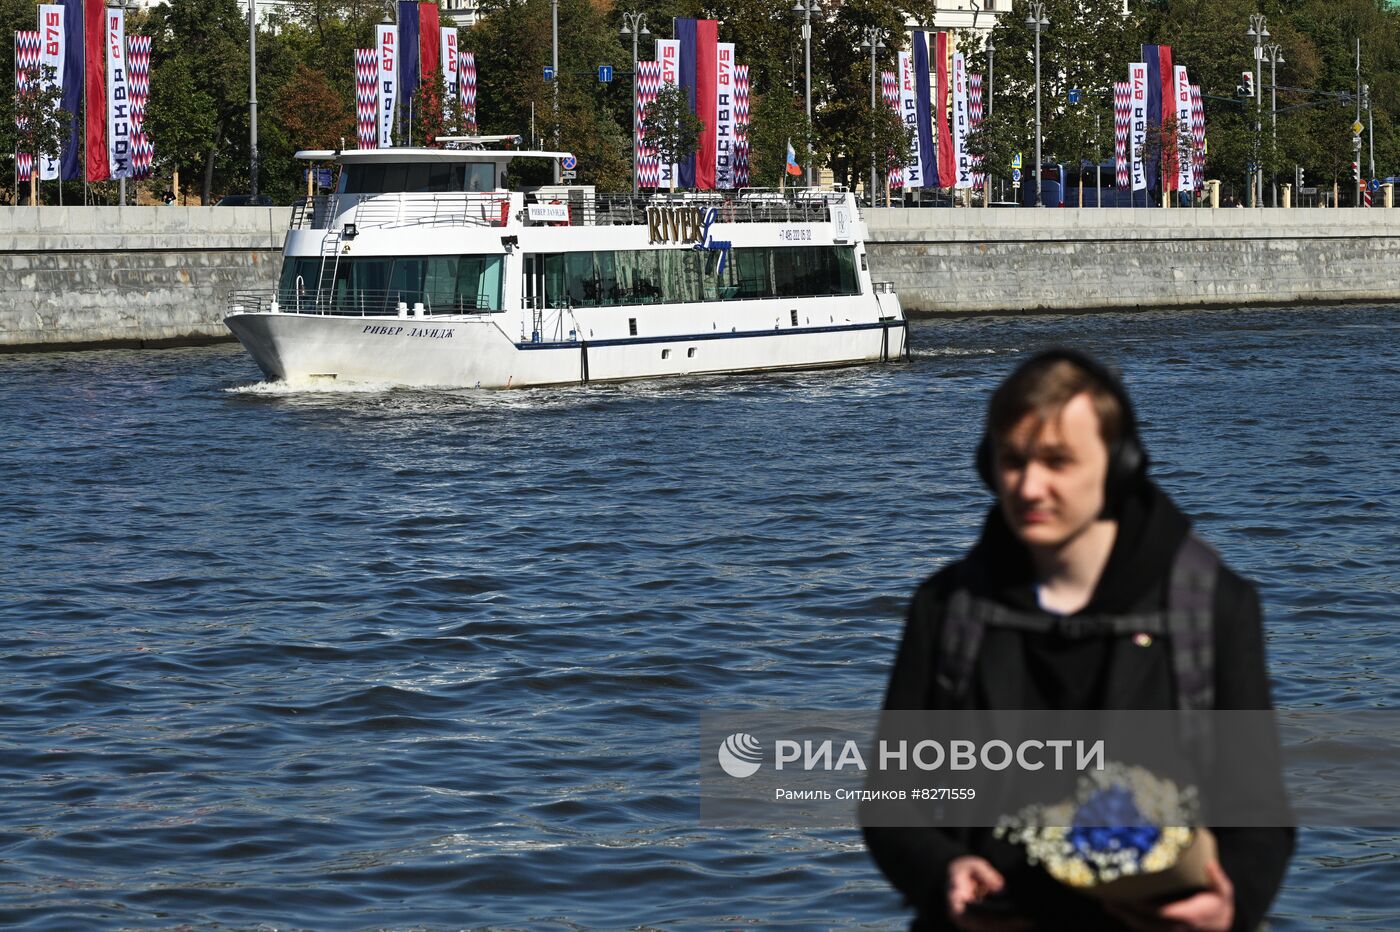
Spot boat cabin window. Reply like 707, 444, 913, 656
341, 161, 497, 194
534, 245, 858, 309
277, 254, 503, 313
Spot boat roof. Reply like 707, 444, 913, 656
295, 137, 574, 163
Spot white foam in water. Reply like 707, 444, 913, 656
225, 378, 401, 396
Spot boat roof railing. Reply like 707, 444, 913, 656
294, 141, 575, 165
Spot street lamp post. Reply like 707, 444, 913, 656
986, 32, 996, 201
792, 0, 820, 187
1246, 14, 1267, 208
552, 0, 559, 183
1264, 43, 1283, 207
861, 27, 885, 208
620, 11, 649, 195
1026, 2, 1049, 207
249, 0, 258, 199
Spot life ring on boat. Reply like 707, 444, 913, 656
548, 198, 572, 227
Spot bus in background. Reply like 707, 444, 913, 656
1021, 162, 1157, 207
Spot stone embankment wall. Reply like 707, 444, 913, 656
0, 206, 288, 349
3, 205, 1399, 350
864, 207, 1400, 315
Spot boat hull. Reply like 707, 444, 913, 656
224, 311, 908, 389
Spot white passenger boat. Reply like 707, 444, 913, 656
225, 143, 907, 388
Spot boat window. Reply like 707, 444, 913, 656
530, 246, 858, 308
277, 254, 504, 312
341, 161, 497, 194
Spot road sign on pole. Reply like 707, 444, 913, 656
561, 170, 577, 180
1012, 153, 1023, 170
543, 66, 555, 81
1012, 169, 1023, 183
561, 155, 578, 171
1353, 120, 1365, 135
598, 65, 613, 82
1370, 178, 1381, 193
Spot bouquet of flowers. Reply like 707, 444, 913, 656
994, 761, 1216, 903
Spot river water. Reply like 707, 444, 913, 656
2, 306, 1397, 929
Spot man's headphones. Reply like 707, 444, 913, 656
975, 348, 1148, 510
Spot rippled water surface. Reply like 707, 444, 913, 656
3, 307, 1399, 929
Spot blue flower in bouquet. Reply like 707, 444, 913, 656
1067, 786, 1161, 859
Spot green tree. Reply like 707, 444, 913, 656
746, 89, 810, 188
6, 65, 70, 205
643, 83, 702, 191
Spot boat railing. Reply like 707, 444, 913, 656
227, 288, 505, 318
288, 188, 854, 231
290, 193, 514, 231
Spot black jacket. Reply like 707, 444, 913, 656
863, 481, 1294, 932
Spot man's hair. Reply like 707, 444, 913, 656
986, 354, 1127, 448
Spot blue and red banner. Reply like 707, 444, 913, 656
60, 0, 82, 180
912, 31, 934, 189
935, 31, 954, 189
1141, 44, 1173, 191
397, 1, 419, 114
83, 0, 106, 182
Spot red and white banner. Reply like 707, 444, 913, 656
715, 42, 736, 189
84, 0, 106, 182
951, 52, 971, 190
897, 51, 923, 189
106, 6, 131, 180
733, 63, 749, 187
1174, 65, 1193, 192
882, 69, 902, 191
635, 60, 660, 187
355, 48, 378, 149
15, 31, 40, 184
128, 34, 151, 178
37, 5, 65, 180
441, 28, 458, 122
1114, 81, 1130, 190
376, 24, 397, 147
969, 73, 984, 189
459, 50, 476, 135
655, 38, 679, 188
1190, 84, 1205, 192
1129, 62, 1148, 192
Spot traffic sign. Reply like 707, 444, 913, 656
1370, 178, 1381, 193
1012, 169, 1023, 183
1012, 152, 1023, 169
1068, 88, 1081, 105
598, 65, 613, 82
1353, 135, 1362, 147
561, 154, 578, 171
543, 66, 555, 81
561, 169, 578, 180
1353, 121, 1365, 135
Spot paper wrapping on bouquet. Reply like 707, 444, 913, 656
356, 49, 379, 149
1084, 827, 1217, 904
732, 64, 750, 188
127, 34, 152, 178
634, 60, 661, 188
14, 30, 41, 183
882, 70, 902, 191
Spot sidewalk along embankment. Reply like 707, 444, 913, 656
864, 207, 1400, 316
0, 206, 288, 351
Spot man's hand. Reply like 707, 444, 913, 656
947, 856, 1033, 932
1106, 859, 1235, 932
